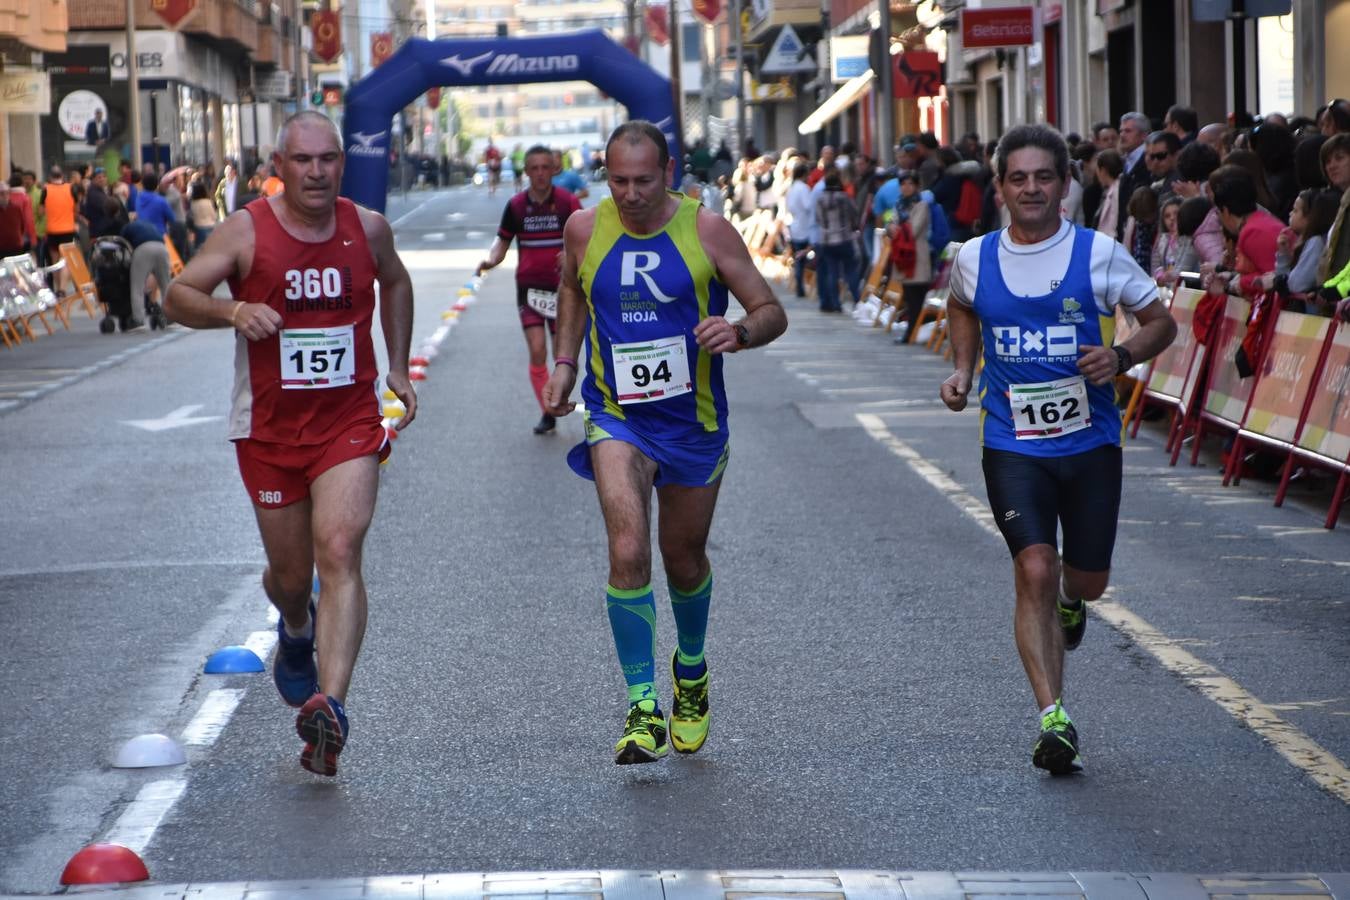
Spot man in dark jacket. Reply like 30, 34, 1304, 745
82, 168, 118, 238
1115, 112, 1153, 241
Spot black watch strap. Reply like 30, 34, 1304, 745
734, 323, 750, 348
1113, 345, 1133, 375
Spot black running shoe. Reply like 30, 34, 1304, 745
1032, 704, 1083, 775
1058, 598, 1086, 651
532, 413, 556, 434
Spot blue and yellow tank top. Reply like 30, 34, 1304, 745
577, 194, 730, 435
973, 225, 1120, 456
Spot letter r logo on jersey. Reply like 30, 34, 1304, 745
619, 251, 678, 303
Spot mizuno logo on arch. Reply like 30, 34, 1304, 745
347, 131, 387, 157
485, 54, 580, 76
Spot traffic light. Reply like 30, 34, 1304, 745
311, 89, 323, 106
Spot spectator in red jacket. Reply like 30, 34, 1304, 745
1208, 165, 1283, 298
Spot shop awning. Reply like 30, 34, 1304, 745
1191, 0, 1290, 20
797, 70, 875, 135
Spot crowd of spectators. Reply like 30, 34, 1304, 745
2, 157, 279, 329
705, 99, 1350, 335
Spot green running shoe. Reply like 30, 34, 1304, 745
614, 700, 668, 765
1058, 598, 1086, 651
1032, 703, 1083, 775
669, 653, 710, 753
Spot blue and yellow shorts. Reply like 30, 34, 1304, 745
566, 410, 730, 488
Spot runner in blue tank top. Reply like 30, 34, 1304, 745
543, 121, 787, 765
941, 124, 1176, 775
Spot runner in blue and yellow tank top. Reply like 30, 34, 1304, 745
941, 125, 1176, 777
543, 121, 787, 765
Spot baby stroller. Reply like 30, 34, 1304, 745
89, 237, 137, 334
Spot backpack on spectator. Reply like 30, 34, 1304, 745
923, 192, 950, 258
954, 178, 983, 228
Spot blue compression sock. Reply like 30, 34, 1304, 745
669, 570, 712, 679
606, 584, 658, 706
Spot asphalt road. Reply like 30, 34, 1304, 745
1, 183, 1347, 896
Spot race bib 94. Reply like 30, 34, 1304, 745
611, 335, 692, 404
280, 324, 356, 389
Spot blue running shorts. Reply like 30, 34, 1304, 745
567, 410, 730, 488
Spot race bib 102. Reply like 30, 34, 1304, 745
280, 324, 356, 389
526, 289, 558, 319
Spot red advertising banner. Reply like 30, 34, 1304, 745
893, 50, 942, 98
961, 7, 1035, 48
370, 31, 393, 68
1200, 295, 1253, 427
1296, 323, 1350, 464
1241, 313, 1330, 445
691, 0, 722, 25
645, 4, 670, 45
1147, 287, 1203, 405
151, 0, 198, 28
312, 11, 342, 64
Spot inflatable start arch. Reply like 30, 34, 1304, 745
339, 30, 679, 212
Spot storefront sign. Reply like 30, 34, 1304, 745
645, 4, 670, 46
961, 7, 1035, 48
831, 35, 870, 83
0, 71, 51, 114
45, 46, 111, 86
312, 11, 342, 64
57, 90, 108, 141
893, 50, 942, 97
760, 24, 816, 75
748, 76, 794, 101
255, 69, 293, 99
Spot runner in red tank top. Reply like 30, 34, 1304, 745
164, 110, 417, 778
476, 144, 581, 434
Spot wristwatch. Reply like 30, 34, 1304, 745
1113, 345, 1134, 375
734, 323, 750, 349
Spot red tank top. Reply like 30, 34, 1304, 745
226, 197, 380, 445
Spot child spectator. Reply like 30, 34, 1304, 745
1124, 185, 1159, 273
1152, 195, 1184, 283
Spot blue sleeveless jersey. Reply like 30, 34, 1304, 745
577, 194, 730, 436
973, 225, 1120, 456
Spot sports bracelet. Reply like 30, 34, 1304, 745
231, 301, 245, 329
555, 356, 578, 370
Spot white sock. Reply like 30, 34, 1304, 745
1057, 582, 1082, 609
1040, 701, 1069, 721
283, 614, 313, 641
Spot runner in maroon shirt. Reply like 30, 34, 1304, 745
477, 144, 582, 434
164, 111, 416, 778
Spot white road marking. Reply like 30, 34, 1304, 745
390, 195, 441, 228
855, 412, 1350, 804
102, 780, 186, 856
180, 689, 246, 747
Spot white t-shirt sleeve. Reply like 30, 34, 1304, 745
947, 239, 982, 307
1091, 232, 1161, 314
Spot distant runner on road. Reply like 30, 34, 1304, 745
940, 123, 1176, 775
476, 144, 582, 434
543, 121, 787, 764
164, 110, 417, 778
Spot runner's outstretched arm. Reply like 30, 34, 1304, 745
1076, 298, 1176, 386
363, 209, 417, 429
692, 210, 787, 354
164, 211, 281, 338
941, 299, 980, 411
475, 236, 510, 276
542, 210, 594, 416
